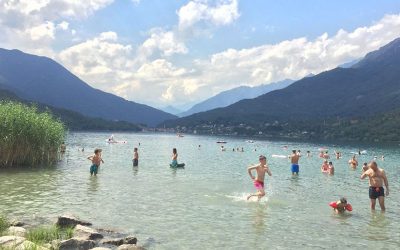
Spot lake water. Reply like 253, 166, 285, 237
1, 132, 399, 249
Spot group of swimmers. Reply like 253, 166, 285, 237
246, 148, 390, 212
83, 143, 389, 213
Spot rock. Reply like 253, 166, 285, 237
124, 236, 137, 245
59, 238, 96, 250
90, 248, 112, 250
9, 220, 25, 227
7, 226, 27, 237
117, 244, 145, 250
0, 236, 26, 247
101, 238, 124, 246
56, 215, 92, 227
74, 224, 103, 240
15, 240, 49, 250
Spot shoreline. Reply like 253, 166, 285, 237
0, 214, 144, 250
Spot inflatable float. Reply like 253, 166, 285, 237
272, 154, 287, 158
105, 139, 127, 144
329, 201, 352, 211
170, 163, 185, 168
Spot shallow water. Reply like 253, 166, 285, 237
1, 132, 399, 249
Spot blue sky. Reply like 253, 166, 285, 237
1, 0, 400, 110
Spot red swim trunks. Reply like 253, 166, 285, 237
254, 180, 264, 190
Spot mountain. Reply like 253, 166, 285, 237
164, 38, 400, 132
161, 105, 183, 116
0, 49, 176, 127
0, 88, 142, 131
180, 79, 294, 117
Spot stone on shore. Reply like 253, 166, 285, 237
90, 248, 112, 250
56, 215, 92, 227
101, 238, 124, 246
74, 224, 103, 240
9, 220, 25, 227
6, 226, 27, 237
0, 236, 26, 248
117, 244, 145, 250
124, 236, 137, 245
15, 240, 49, 250
58, 237, 96, 250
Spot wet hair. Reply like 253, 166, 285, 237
292, 150, 296, 153
324, 160, 328, 163
259, 155, 266, 160
307, 151, 310, 153
329, 161, 333, 165
94, 148, 102, 154
370, 161, 378, 167
134, 147, 138, 151
363, 162, 368, 166
173, 148, 177, 154
340, 197, 347, 204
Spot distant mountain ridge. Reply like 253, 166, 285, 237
180, 79, 294, 117
0, 49, 176, 127
164, 38, 400, 129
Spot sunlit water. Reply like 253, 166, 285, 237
1, 132, 399, 249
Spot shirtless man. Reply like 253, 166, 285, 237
360, 161, 389, 211
87, 149, 104, 176
247, 155, 272, 201
290, 150, 301, 175
348, 155, 358, 169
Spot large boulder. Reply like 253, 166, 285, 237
123, 236, 137, 245
90, 248, 112, 250
74, 225, 103, 240
117, 244, 145, 250
56, 215, 92, 227
58, 237, 96, 250
6, 226, 27, 237
101, 238, 124, 246
0, 236, 25, 248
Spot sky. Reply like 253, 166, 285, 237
1, 0, 400, 110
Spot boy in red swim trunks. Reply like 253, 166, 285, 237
247, 155, 272, 201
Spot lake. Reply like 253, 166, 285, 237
1, 132, 399, 249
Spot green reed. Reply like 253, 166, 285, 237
0, 101, 65, 167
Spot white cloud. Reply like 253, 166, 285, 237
140, 29, 188, 58
178, 0, 240, 30
0, 0, 114, 55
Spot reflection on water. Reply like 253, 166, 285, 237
88, 176, 99, 193
133, 166, 139, 176
367, 211, 390, 241
252, 205, 267, 234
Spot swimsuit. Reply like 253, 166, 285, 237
369, 186, 384, 199
90, 164, 98, 175
291, 164, 299, 173
133, 159, 138, 167
254, 180, 264, 190
171, 159, 178, 167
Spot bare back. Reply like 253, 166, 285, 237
291, 154, 300, 164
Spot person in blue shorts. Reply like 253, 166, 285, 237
87, 149, 104, 176
290, 150, 300, 175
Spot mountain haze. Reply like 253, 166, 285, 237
0, 49, 176, 127
164, 38, 400, 127
180, 79, 294, 117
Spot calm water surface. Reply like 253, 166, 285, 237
1, 132, 399, 249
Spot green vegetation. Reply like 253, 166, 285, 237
26, 226, 73, 246
0, 88, 142, 131
0, 101, 65, 167
0, 215, 9, 235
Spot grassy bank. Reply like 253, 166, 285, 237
0, 101, 65, 167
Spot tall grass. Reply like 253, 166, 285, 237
26, 226, 74, 245
0, 214, 9, 235
0, 101, 65, 167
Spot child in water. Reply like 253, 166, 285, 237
87, 149, 104, 176
247, 155, 272, 201
171, 148, 178, 167
330, 197, 352, 214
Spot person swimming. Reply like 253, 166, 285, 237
330, 197, 352, 214
321, 160, 329, 173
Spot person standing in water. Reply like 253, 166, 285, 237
171, 148, 178, 167
360, 161, 389, 211
349, 155, 358, 169
247, 155, 272, 201
290, 150, 301, 175
133, 147, 139, 167
87, 149, 104, 176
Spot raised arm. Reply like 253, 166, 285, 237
87, 155, 93, 161
247, 165, 257, 180
360, 170, 368, 180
